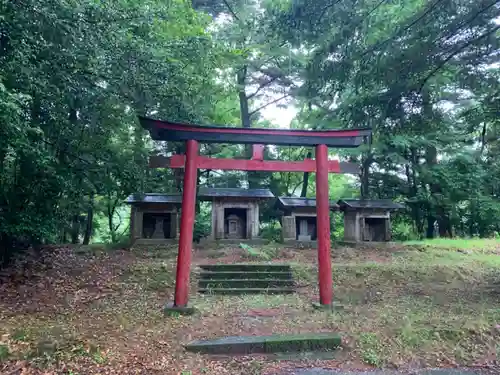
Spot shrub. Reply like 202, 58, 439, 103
260, 220, 282, 242
392, 221, 419, 241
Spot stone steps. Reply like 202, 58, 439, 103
199, 264, 291, 272
185, 333, 342, 354
198, 287, 296, 295
199, 279, 295, 288
197, 264, 295, 295
200, 271, 293, 280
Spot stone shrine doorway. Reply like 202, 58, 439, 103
362, 217, 388, 242
224, 208, 247, 239
142, 212, 174, 239
295, 216, 317, 241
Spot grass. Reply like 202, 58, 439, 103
1, 239, 500, 373
405, 237, 500, 252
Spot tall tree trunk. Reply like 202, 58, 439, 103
83, 194, 94, 245
426, 214, 435, 239
238, 65, 259, 188
238, 66, 251, 129
71, 214, 80, 244
422, 89, 443, 239
300, 151, 312, 197
107, 198, 117, 243
360, 153, 373, 199
409, 148, 424, 235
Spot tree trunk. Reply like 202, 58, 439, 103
83, 195, 94, 245
71, 214, 80, 244
107, 200, 116, 243
238, 65, 259, 188
426, 214, 435, 239
360, 153, 373, 199
300, 151, 312, 197
238, 66, 251, 129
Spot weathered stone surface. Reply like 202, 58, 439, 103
163, 303, 196, 316
282, 216, 296, 241
298, 235, 312, 241
199, 264, 291, 272
197, 263, 295, 295
185, 332, 342, 354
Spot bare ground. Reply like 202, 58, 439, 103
1, 242, 500, 374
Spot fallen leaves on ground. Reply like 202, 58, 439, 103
1, 243, 499, 374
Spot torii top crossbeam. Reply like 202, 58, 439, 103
139, 117, 371, 147
139, 116, 372, 312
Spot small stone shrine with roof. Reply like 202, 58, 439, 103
125, 193, 181, 245
275, 197, 339, 242
198, 187, 275, 241
337, 199, 405, 242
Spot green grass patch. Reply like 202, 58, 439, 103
239, 243, 280, 261
0, 344, 10, 361
405, 238, 500, 252
291, 263, 316, 285
358, 332, 383, 366
328, 245, 500, 367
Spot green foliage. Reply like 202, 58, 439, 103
260, 220, 282, 242
240, 243, 270, 260
331, 212, 344, 241
358, 333, 382, 366
194, 203, 212, 242
1, 0, 499, 262
239, 243, 279, 260
392, 221, 419, 241
0, 344, 10, 361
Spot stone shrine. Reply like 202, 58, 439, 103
126, 194, 181, 245
338, 199, 405, 242
275, 197, 339, 242
198, 187, 275, 241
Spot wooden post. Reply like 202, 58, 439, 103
315, 144, 333, 306
174, 140, 198, 307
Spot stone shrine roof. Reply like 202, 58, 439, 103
276, 197, 339, 210
125, 193, 182, 204
337, 199, 405, 210
198, 187, 274, 200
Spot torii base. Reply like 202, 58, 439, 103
163, 302, 197, 316
312, 302, 344, 311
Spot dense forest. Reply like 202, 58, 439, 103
1, 0, 499, 262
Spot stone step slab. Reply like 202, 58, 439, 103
185, 333, 342, 354
199, 271, 294, 280
198, 287, 295, 295
198, 279, 295, 288
199, 264, 292, 273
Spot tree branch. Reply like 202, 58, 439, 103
316, 0, 344, 26
246, 76, 279, 99
418, 25, 500, 92
222, 0, 240, 20
249, 94, 290, 116
361, 0, 447, 57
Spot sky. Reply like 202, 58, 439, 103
260, 103, 298, 128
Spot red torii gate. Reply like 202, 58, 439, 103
139, 117, 371, 311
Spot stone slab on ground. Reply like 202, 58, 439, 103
273, 369, 489, 375
185, 332, 341, 354
198, 287, 296, 295
199, 264, 292, 272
